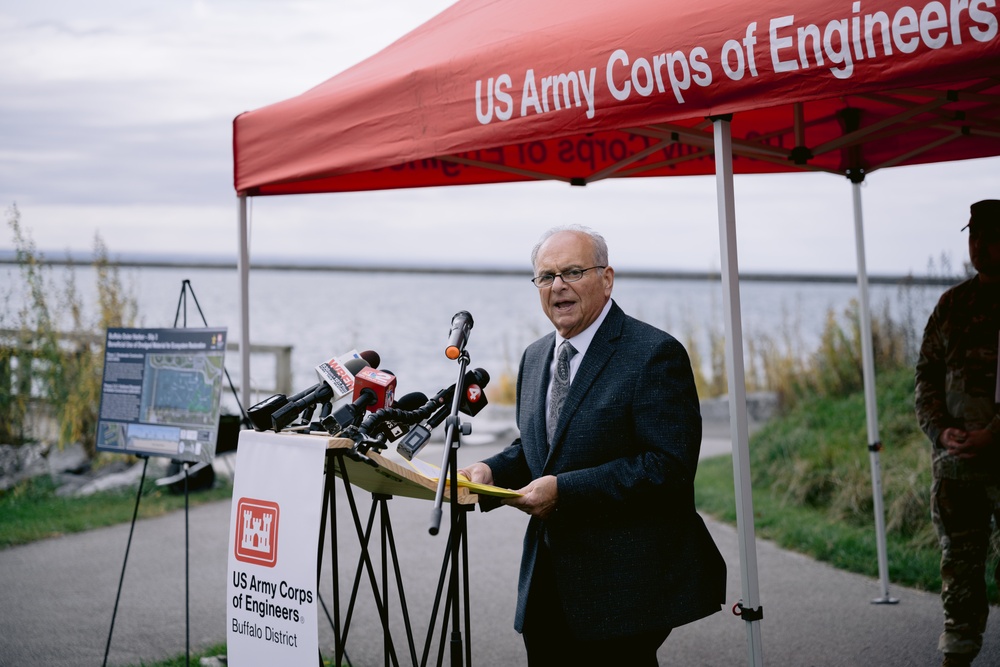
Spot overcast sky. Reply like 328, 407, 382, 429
1, 0, 996, 276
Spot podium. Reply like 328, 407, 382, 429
255, 431, 480, 667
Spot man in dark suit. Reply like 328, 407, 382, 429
459, 225, 726, 665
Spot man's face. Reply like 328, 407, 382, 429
533, 231, 614, 338
968, 222, 1000, 280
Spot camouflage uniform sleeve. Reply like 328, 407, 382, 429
914, 299, 951, 449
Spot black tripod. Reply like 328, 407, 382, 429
102, 279, 247, 667
318, 450, 420, 667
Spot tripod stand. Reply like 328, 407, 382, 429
103, 279, 246, 667
312, 430, 480, 667
318, 450, 419, 667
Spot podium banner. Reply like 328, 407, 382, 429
226, 431, 327, 666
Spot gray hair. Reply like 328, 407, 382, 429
530, 225, 609, 269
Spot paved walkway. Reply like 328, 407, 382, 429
2, 418, 999, 666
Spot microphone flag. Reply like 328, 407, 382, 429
315, 349, 363, 400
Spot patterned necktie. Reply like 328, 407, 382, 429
547, 341, 577, 444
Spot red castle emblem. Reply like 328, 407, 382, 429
234, 498, 279, 567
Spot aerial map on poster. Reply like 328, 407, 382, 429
96, 327, 228, 462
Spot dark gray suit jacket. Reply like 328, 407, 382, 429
482, 301, 725, 640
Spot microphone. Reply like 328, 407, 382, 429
271, 354, 373, 432
459, 368, 490, 416
445, 311, 474, 360
308, 349, 382, 431
327, 367, 397, 432
315, 349, 380, 398
396, 368, 491, 460
396, 411, 444, 461
247, 393, 290, 431
354, 367, 397, 414
247, 365, 345, 431
371, 391, 430, 443
351, 391, 431, 447
429, 367, 491, 413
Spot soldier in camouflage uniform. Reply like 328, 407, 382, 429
916, 199, 1000, 667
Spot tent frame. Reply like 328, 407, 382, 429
234, 58, 1000, 667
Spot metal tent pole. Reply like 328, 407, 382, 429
238, 195, 252, 413
712, 116, 764, 666
849, 179, 899, 605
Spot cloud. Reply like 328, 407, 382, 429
0, 1, 995, 276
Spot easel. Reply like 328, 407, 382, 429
102, 279, 246, 667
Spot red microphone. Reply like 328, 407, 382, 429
328, 367, 397, 432
352, 367, 397, 412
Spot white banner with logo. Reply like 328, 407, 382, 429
226, 431, 327, 666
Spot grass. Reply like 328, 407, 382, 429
695, 365, 1000, 602
0, 471, 234, 549
135, 643, 226, 666
696, 454, 944, 594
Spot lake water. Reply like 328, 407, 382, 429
2, 264, 947, 415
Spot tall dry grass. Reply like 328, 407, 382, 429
1, 205, 138, 456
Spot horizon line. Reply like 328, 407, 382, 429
0, 251, 963, 286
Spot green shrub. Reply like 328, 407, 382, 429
1, 204, 138, 456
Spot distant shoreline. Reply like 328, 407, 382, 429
0, 253, 963, 286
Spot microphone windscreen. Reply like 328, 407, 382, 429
359, 349, 380, 369
344, 357, 370, 375
394, 391, 429, 410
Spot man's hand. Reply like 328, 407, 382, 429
940, 427, 993, 459
457, 462, 494, 485
505, 475, 558, 519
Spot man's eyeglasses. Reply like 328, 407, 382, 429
531, 266, 605, 288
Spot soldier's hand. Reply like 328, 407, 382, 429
941, 427, 992, 459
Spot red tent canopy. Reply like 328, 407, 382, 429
233, 0, 1000, 196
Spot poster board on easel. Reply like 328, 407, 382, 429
95, 327, 228, 464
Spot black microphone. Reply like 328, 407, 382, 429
336, 385, 422, 463
445, 310, 474, 360
247, 393, 290, 431
396, 369, 491, 460
247, 373, 334, 431
458, 368, 490, 416
271, 356, 371, 432
370, 391, 430, 443
428, 367, 491, 412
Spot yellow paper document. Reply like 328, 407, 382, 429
404, 457, 522, 499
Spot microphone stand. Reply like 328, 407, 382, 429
428, 350, 473, 667
429, 348, 469, 534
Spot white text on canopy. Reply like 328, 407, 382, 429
473, 0, 998, 125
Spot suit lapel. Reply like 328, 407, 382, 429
525, 334, 555, 472
545, 303, 624, 466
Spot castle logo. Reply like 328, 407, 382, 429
234, 497, 280, 567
